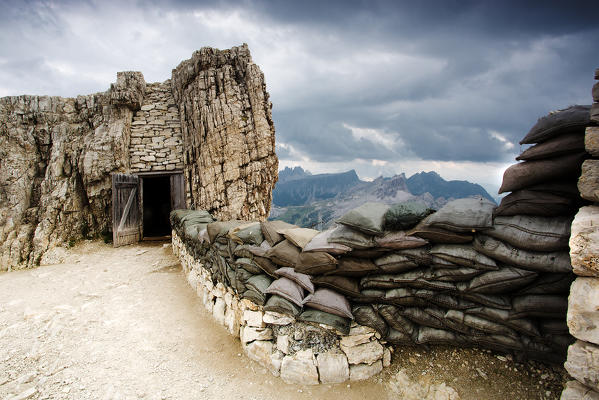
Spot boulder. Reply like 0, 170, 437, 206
565, 340, 599, 391
570, 207, 599, 277
316, 351, 350, 384
349, 360, 383, 381
280, 349, 319, 385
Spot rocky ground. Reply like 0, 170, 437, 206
0, 241, 568, 399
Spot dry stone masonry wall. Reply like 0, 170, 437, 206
0, 45, 277, 271
129, 81, 184, 172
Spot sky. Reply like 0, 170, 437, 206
1, 0, 598, 195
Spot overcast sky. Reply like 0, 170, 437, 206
1, 0, 598, 194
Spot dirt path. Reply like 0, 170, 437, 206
0, 241, 568, 400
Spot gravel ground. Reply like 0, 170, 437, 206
0, 241, 569, 399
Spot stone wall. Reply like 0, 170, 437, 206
562, 69, 599, 400
171, 44, 278, 218
129, 81, 184, 173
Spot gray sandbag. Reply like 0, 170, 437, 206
245, 274, 273, 295
281, 227, 320, 250
430, 244, 498, 270
298, 308, 351, 335
274, 267, 314, 293
352, 305, 388, 336
526, 181, 580, 196
311, 275, 360, 297
486, 215, 572, 252
516, 273, 574, 295
465, 334, 522, 352
375, 231, 429, 250
377, 304, 417, 336
386, 328, 415, 345
336, 202, 389, 236
468, 267, 538, 294
414, 289, 477, 310
420, 197, 495, 233
303, 228, 352, 255
498, 152, 586, 194
516, 132, 585, 161
459, 292, 512, 310
243, 288, 266, 305
445, 310, 517, 338
384, 288, 427, 307
360, 271, 457, 291
303, 288, 353, 319
408, 221, 474, 243
326, 257, 378, 277
235, 266, 254, 284
396, 248, 433, 266
253, 255, 279, 277
266, 240, 300, 268
374, 253, 420, 273
235, 257, 263, 275
539, 319, 569, 335
464, 306, 540, 337
473, 235, 572, 273
351, 289, 386, 303
261, 220, 298, 246
296, 251, 338, 275
264, 277, 306, 307
213, 242, 230, 258
400, 307, 445, 329
493, 189, 579, 217
383, 201, 434, 231
511, 295, 568, 319
264, 294, 302, 316
519, 105, 591, 145
347, 248, 391, 258
207, 220, 245, 243
416, 327, 456, 345
184, 222, 208, 241
327, 224, 375, 249
432, 267, 483, 282
170, 209, 194, 227
228, 222, 263, 245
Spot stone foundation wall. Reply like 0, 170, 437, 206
172, 231, 392, 384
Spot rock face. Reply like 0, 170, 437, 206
171, 44, 278, 221
0, 45, 278, 271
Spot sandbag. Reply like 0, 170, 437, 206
459, 293, 512, 310
275, 267, 314, 293
416, 327, 456, 345
228, 222, 263, 245
253, 256, 279, 277
264, 277, 306, 307
261, 220, 298, 246
414, 289, 477, 310
384, 288, 427, 307
493, 189, 579, 217
516, 132, 585, 161
377, 304, 417, 336
468, 267, 538, 294
351, 289, 386, 303
296, 251, 338, 275
385, 328, 415, 345
303, 288, 353, 319
266, 240, 300, 268
432, 267, 483, 282
326, 257, 378, 277
400, 307, 445, 329
352, 305, 388, 336
298, 308, 351, 335
473, 235, 572, 273
327, 224, 375, 249
374, 231, 429, 250
420, 197, 495, 233
394, 248, 433, 266
245, 274, 273, 295
311, 275, 360, 297
487, 215, 571, 252
303, 228, 352, 255
243, 288, 267, 305
360, 271, 456, 291
464, 306, 540, 337
408, 222, 474, 243
281, 227, 320, 249
430, 244, 498, 270
207, 220, 245, 243
519, 105, 591, 144
336, 202, 389, 236
235, 266, 254, 284
511, 295, 568, 319
516, 273, 574, 295
264, 294, 302, 316
347, 248, 390, 258
498, 152, 586, 194
374, 253, 419, 273
526, 181, 580, 196
383, 201, 434, 231
445, 310, 517, 337
539, 319, 569, 335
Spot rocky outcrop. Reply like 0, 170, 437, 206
171, 44, 278, 221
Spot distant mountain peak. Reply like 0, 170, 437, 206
278, 166, 311, 183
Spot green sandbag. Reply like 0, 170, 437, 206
336, 202, 389, 236
263, 294, 302, 316
235, 258, 263, 275
385, 328, 414, 345
298, 308, 351, 335
207, 220, 245, 243
243, 288, 266, 306
352, 305, 388, 336
430, 244, 498, 270
228, 222, 263, 245
180, 210, 213, 224
245, 274, 273, 294
383, 201, 434, 231
421, 197, 495, 233
377, 304, 417, 336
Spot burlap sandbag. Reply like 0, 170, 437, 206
228, 222, 263, 245
468, 267, 538, 294
432, 267, 483, 282
303, 228, 352, 255
327, 224, 375, 249
430, 244, 498, 270
400, 307, 445, 329
416, 327, 457, 345
519, 105, 591, 145
351, 289, 386, 303
473, 235, 571, 273
377, 304, 417, 336
325, 257, 378, 277
458, 293, 511, 310
264, 294, 302, 316
385, 328, 415, 345
311, 275, 360, 297
352, 305, 388, 336
498, 152, 586, 194
235, 257, 263, 274
510, 295, 568, 319
296, 251, 338, 275
298, 308, 351, 335
336, 202, 389, 236
266, 239, 300, 268
445, 310, 517, 337
493, 189, 579, 217
516, 132, 585, 161
374, 253, 419, 273
408, 222, 474, 243
486, 215, 572, 252
207, 220, 245, 243
384, 288, 427, 307
253, 255, 279, 277
383, 201, 434, 231
464, 306, 540, 337
420, 197, 495, 233
374, 231, 429, 250
360, 271, 456, 292
261, 220, 298, 246
274, 267, 314, 293
303, 288, 353, 319
516, 273, 574, 295
414, 289, 476, 310
281, 227, 320, 249
539, 319, 569, 335
264, 277, 306, 307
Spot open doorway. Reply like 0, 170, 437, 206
142, 175, 172, 238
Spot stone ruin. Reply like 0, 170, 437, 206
0, 44, 278, 270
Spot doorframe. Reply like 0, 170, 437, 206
135, 170, 185, 240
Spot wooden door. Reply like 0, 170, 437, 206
112, 173, 141, 247
170, 173, 186, 211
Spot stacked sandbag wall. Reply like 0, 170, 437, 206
561, 69, 599, 400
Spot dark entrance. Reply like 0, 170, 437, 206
142, 175, 171, 237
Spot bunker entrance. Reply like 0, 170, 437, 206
142, 176, 171, 238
